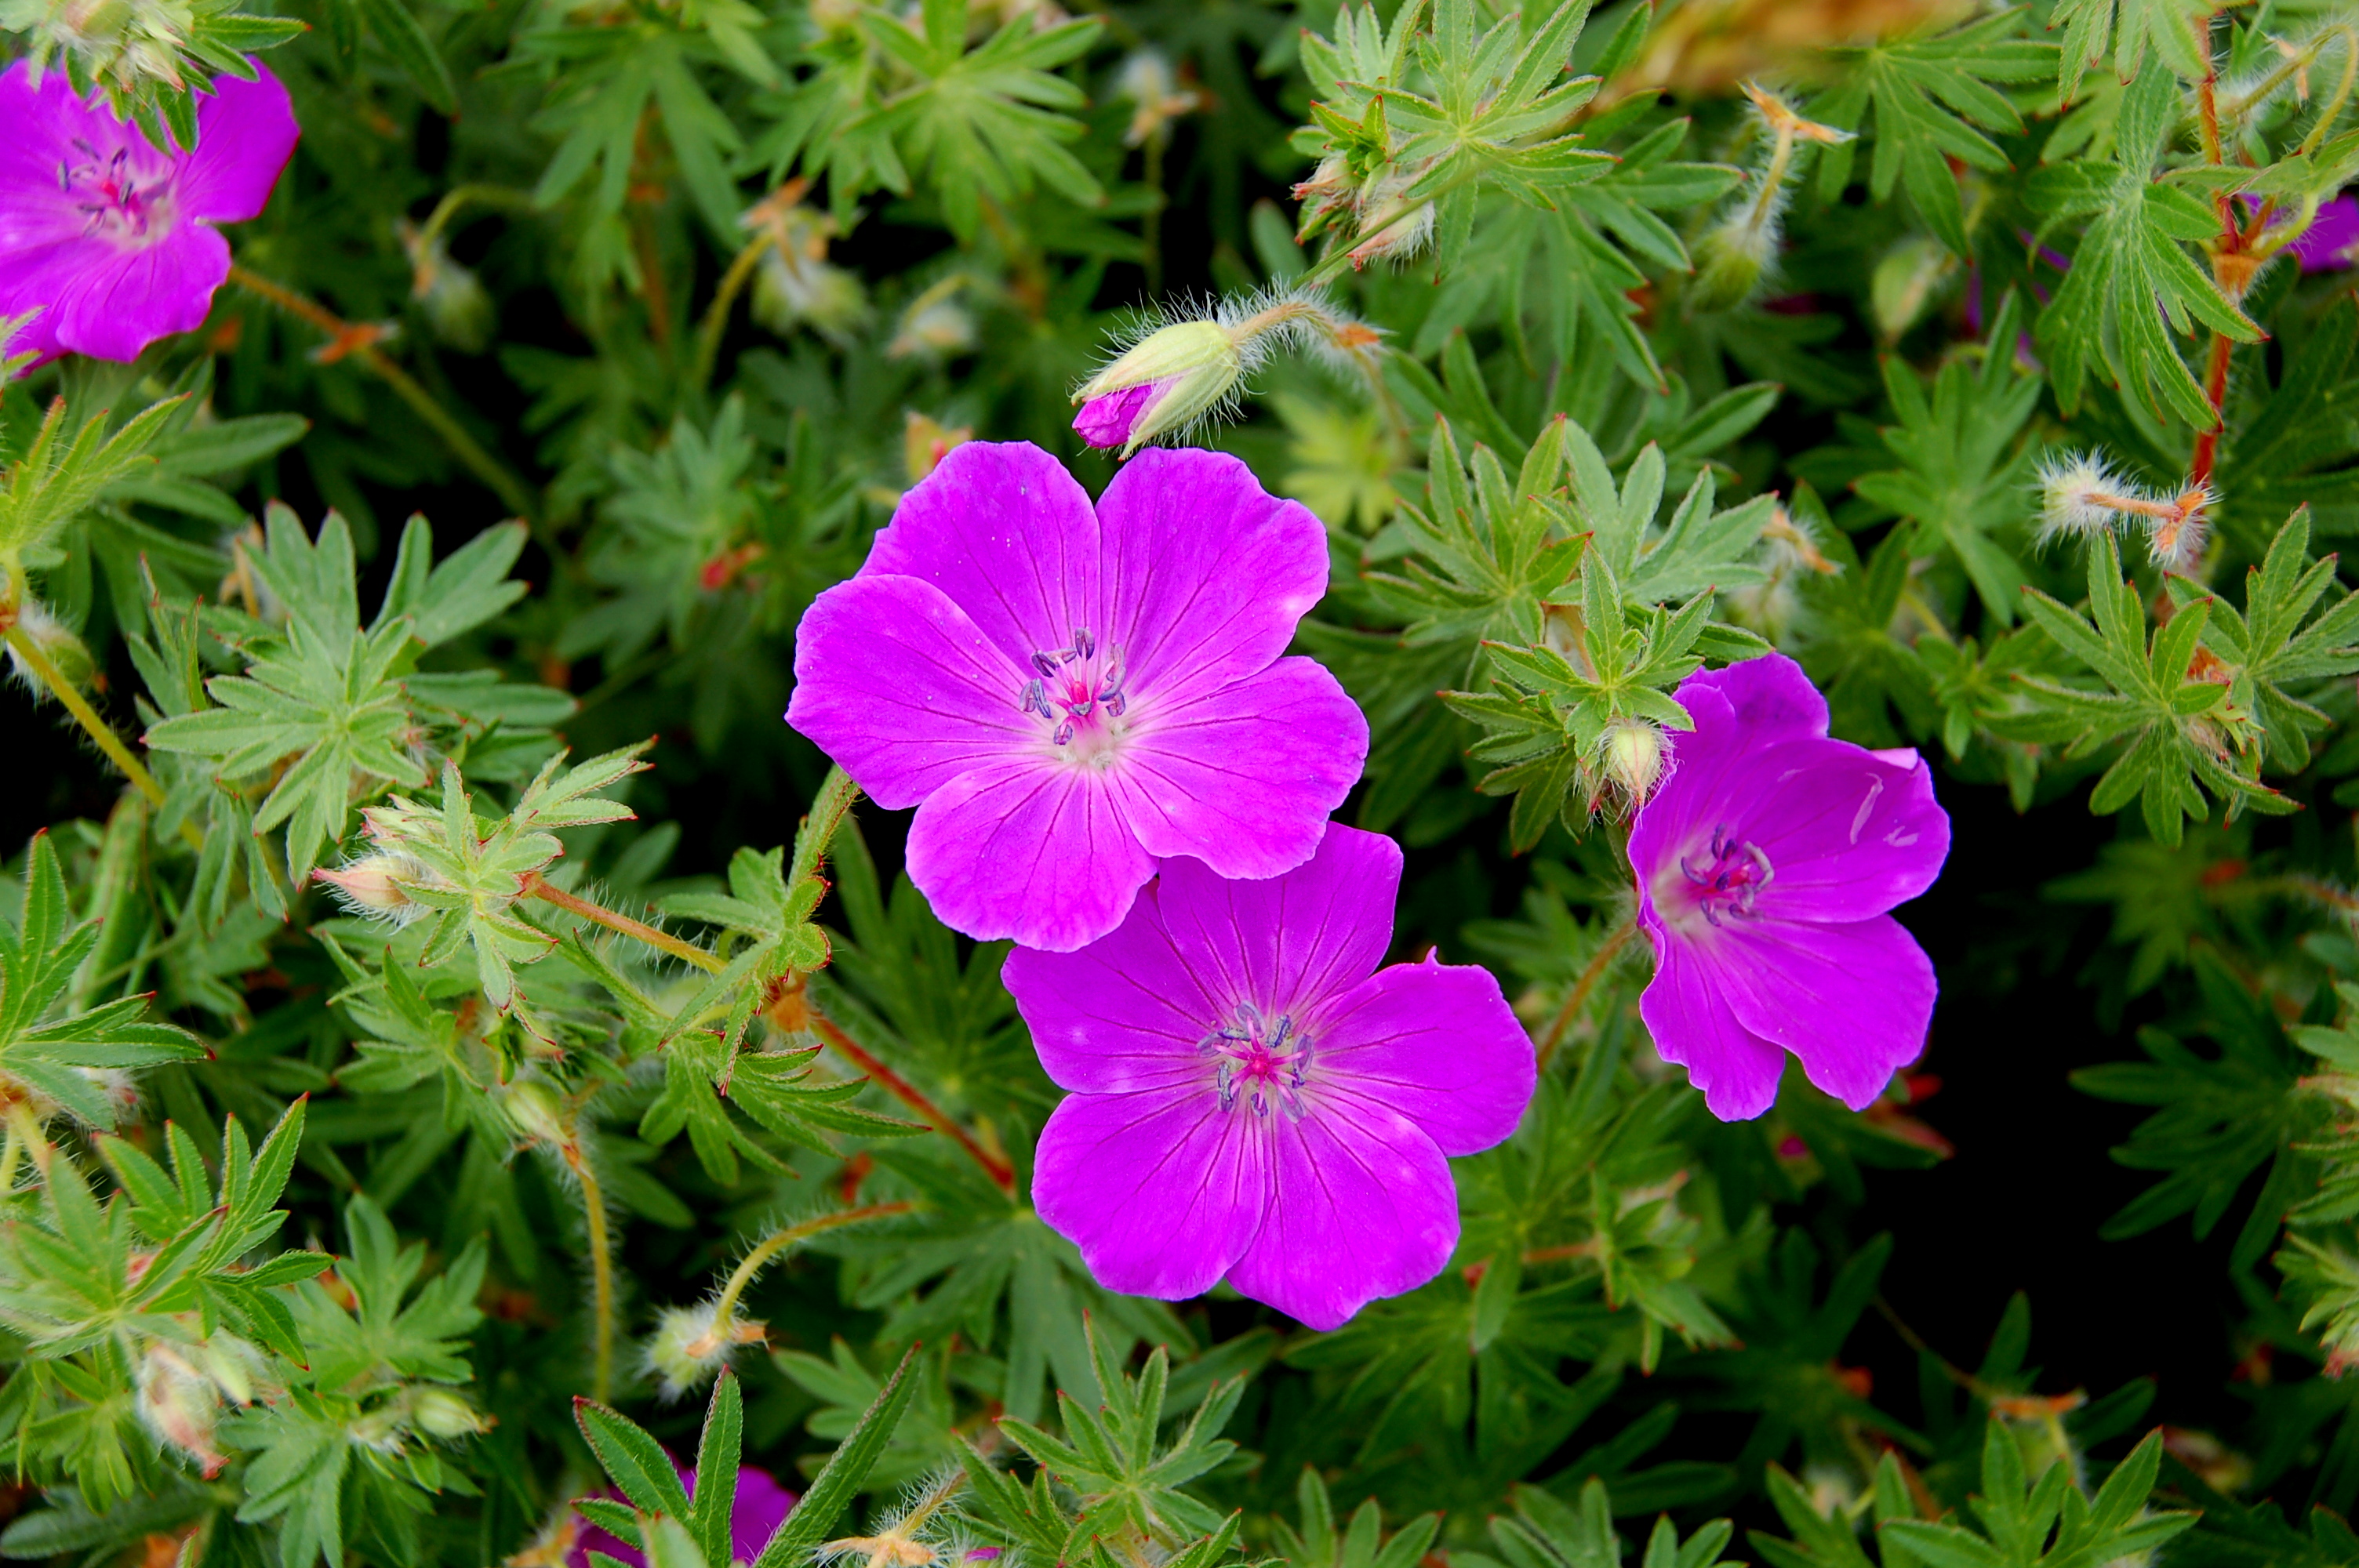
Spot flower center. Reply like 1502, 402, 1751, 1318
60, 140, 176, 248
1676, 826, 1774, 927
1198, 1004, 1311, 1119
1017, 626, 1129, 760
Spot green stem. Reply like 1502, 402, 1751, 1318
6, 621, 202, 851
228, 265, 541, 523
568, 1148, 616, 1402
0, 1126, 22, 1199
522, 874, 725, 973
1536, 917, 1637, 1069
690, 232, 775, 391
709, 1202, 913, 1327
413, 184, 537, 258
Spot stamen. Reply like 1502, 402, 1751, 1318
1198, 1004, 1314, 1119
1679, 826, 1774, 926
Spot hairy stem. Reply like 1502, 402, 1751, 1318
807, 1007, 1017, 1195
565, 1145, 616, 1402
5, 621, 205, 850
1536, 917, 1639, 1068
690, 232, 774, 390
709, 1201, 913, 1326
522, 874, 725, 973
227, 265, 541, 522
2190, 330, 2236, 490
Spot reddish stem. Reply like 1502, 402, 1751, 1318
810, 1012, 1017, 1196
2190, 328, 2234, 490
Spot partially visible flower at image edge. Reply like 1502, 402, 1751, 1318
1005, 825, 1535, 1331
0, 57, 298, 365
1627, 652, 1950, 1121
787, 441, 1369, 953
565, 1463, 796, 1568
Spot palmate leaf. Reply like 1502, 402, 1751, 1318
1455, 1478, 1736, 1568
1386, 0, 1613, 271
2047, 0, 2214, 103
0, 833, 203, 1131
1808, 10, 2058, 256
2013, 531, 2285, 845
1848, 293, 2045, 622
289, 1196, 486, 1393
0, 390, 180, 575
2026, 65, 2260, 429
2170, 507, 2359, 771
853, 0, 1105, 242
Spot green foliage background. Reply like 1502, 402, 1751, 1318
7, 0, 2359, 1565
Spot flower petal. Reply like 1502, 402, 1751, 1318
1002, 876, 1225, 1095
181, 64, 300, 223
1096, 448, 1329, 705
1637, 926, 1790, 1121
1707, 913, 1936, 1110
787, 574, 1031, 809
1744, 741, 1950, 921
1032, 1087, 1269, 1303
1314, 953, 1533, 1156
1113, 655, 1368, 880
1225, 1100, 1458, 1331
9, 228, 229, 362
903, 758, 1152, 951
1150, 823, 1400, 1022
861, 441, 1100, 663
1680, 652, 1829, 744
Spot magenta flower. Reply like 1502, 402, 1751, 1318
1005, 825, 1534, 1330
2292, 195, 2359, 272
569, 1465, 795, 1568
0, 60, 298, 365
787, 441, 1368, 952
1628, 654, 1950, 1122
1073, 381, 1167, 448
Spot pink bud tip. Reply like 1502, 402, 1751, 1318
1073, 382, 1159, 448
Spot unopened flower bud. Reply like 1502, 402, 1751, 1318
399, 220, 495, 354
903, 413, 972, 485
1071, 319, 1241, 457
500, 1079, 572, 1151
645, 1301, 765, 1398
887, 298, 976, 361
1601, 720, 1666, 808
137, 1345, 228, 1476
313, 851, 435, 926
1870, 236, 1954, 343
5, 599, 95, 698
1688, 215, 1775, 314
753, 252, 868, 345
200, 1335, 267, 1407
413, 1387, 493, 1439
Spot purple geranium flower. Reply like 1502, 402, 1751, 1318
1628, 654, 1950, 1122
1073, 381, 1166, 448
2289, 195, 2359, 272
0, 60, 298, 365
569, 1465, 796, 1568
1005, 825, 1534, 1330
788, 441, 1369, 952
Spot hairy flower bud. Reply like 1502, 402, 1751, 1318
313, 850, 435, 926
1601, 719, 1667, 809
412, 1387, 493, 1439
5, 599, 95, 698
1071, 319, 1242, 457
1688, 214, 1776, 314
399, 220, 494, 354
645, 1301, 765, 1399
1870, 236, 1954, 343
500, 1079, 573, 1152
887, 297, 976, 362
136, 1344, 229, 1476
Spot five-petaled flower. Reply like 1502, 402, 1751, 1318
0, 59, 298, 366
1005, 825, 1534, 1330
787, 441, 1369, 952
1628, 653, 1950, 1121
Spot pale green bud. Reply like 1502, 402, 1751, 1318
401, 222, 496, 354
645, 1301, 763, 1398
500, 1080, 572, 1151
413, 1387, 493, 1439
1870, 236, 1954, 343
1601, 719, 1666, 810
1072, 320, 1243, 457
5, 600, 95, 698
313, 850, 435, 926
1688, 215, 1775, 314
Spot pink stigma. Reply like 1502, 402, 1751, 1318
1198, 1004, 1312, 1119
1018, 626, 1129, 749
1676, 826, 1773, 927
60, 140, 174, 246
